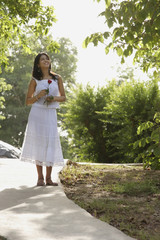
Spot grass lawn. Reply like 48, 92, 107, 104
59, 161, 160, 240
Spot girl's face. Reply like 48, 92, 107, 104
38, 54, 51, 69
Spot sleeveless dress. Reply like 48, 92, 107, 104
20, 76, 64, 167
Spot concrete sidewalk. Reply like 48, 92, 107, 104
0, 159, 136, 240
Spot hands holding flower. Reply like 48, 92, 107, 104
45, 95, 54, 103
35, 80, 55, 106
44, 79, 54, 106
37, 89, 47, 98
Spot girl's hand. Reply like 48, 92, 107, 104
37, 89, 47, 98
46, 96, 54, 103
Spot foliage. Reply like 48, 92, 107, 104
62, 70, 160, 165
61, 84, 110, 162
133, 112, 160, 170
60, 135, 73, 160
0, 1, 59, 123
0, 0, 57, 71
101, 77, 160, 163
51, 38, 78, 91
0, 78, 12, 123
84, 0, 160, 73
0, 36, 78, 150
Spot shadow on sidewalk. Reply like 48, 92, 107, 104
0, 185, 100, 239
0, 185, 135, 240
0, 185, 63, 211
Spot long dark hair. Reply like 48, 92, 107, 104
32, 52, 56, 80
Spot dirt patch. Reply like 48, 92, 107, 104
59, 162, 160, 240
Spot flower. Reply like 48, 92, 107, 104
44, 79, 52, 105
45, 79, 52, 94
48, 79, 52, 84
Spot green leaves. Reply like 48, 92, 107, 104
153, 146, 160, 157
61, 84, 109, 163
83, 32, 109, 48
134, 110, 160, 169
133, 137, 151, 149
0, 78, 12, 124
61, 69, 160, 167
0, 0, 57, 72
82, 37, 90, 48
153, 15, 160, 28
46, 40, 60, 54
116, 47, 123, 56
86, 0, 160, 72
104, 32, 110, 39
0, 1, 60, 123
105, 0, 111, 8
151, 129, 160, 142
137, 121, 154, 135
113, 27, 123, 41
95, 0, 111, 6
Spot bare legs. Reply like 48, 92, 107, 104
36, 165, 45, 186
46, 166, 52, 180
36, 165, 52, 179
36, 165, 44, 180
46, 166, 58, 185
36, 165, 57, 186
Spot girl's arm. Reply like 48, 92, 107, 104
26, 79, 46, 105
55, 75, 66, 102
47, 75, 66, 103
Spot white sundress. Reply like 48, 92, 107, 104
20, 77, 64, 167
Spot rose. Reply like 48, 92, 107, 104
44, 79, 52, 105
48, 79, 52, 84
45, 79, 52, 94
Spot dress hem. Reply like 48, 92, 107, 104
20, 157, 65, 167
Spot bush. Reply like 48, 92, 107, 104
62, 77, 160, 166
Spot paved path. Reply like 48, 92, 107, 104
0, 159, 136, 240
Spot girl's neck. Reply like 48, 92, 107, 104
41, 69, 51, 79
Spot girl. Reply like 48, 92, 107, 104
20, 52, 66, 186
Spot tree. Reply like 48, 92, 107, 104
48, 38, 78, 91
0, 78, 12, 125
0, 0, 57, 70
0, 0, 58, 122
0, 36, 78, 149
84, 0, 160, 73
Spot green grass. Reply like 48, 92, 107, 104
74, 198, 158, 240
108, 180, 159, 196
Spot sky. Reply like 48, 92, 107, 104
43, 0, 149, 87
